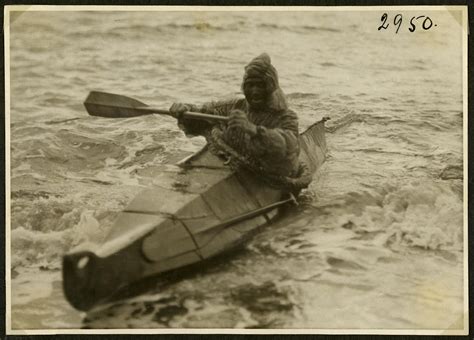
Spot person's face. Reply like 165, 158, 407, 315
244, 79, 267, 109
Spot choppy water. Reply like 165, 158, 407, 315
8, 9, 465, 330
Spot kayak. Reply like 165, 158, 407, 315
62, 118, 328, 311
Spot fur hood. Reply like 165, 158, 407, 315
242, 53, 288, 112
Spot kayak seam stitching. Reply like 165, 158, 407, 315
178, 218, 204, 260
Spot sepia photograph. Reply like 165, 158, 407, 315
5, 5, 468, 334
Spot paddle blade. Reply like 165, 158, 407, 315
83, 91, 228, 122
84, 91, 155, 118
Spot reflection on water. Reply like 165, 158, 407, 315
8, 9, 464, 330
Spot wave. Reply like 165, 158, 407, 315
323, 110, 459, 136
10, 183, 142, 269
11, 210, 104, 270
320, 62, 337, 67
299, 25, 342, 33
287, 92, 320, 100
439, 164, 463, 180
324, 113, 369, 133
314, 180, 463, 252
101, 22, 245, 38
257, 23, 341, 34
348, 147, 433, 158
405, 119, 452, 132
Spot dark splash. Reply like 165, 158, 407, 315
439, 164, 463, 180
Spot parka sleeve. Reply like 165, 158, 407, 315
247, 109, 300, 173
177, 99, 244, 137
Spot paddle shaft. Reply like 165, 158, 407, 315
130, 105, 229, 122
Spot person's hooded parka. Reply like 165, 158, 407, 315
178, 53, 300, 177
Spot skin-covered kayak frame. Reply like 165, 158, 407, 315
62, 118, 328, 311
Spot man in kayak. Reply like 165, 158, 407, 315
170, 53, 300, 177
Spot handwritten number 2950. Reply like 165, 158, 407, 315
378, 13, 435, 33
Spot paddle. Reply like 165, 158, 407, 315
84, 91, 229, 122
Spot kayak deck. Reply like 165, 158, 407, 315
63, 119, 327, 311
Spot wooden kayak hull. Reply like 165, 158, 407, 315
63, 119, 327, 311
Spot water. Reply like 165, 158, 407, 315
8, 9, 465, 330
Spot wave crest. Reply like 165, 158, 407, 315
338, 181, 463, 251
